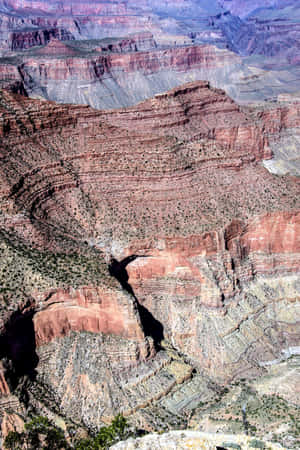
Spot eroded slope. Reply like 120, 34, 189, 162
0, 82, 299, 438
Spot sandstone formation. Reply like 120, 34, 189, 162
0, 43, 247, 108
0, 81, 299, 438
0, 0, 300, 109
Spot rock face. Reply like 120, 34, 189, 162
111, 430, 283, 450
33, 286, 147, 347
1, 0, 300, 107
126, 212, 300, 380
9, 27, 74, 51
0, 12, 75, 51
0, 40, 245, 108
0, 81, 299, 433
217, 0, 278, 18
96, 33, 157, 53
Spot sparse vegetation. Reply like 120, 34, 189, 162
4, 416, 68, 450
4, 414, 133, 450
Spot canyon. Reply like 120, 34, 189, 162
0, 1, 299, 449
1, 0, 300, 108
0, 79, 299, 446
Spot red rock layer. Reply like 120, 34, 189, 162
253, 103, 300, 135
0, 82, 298, 246
0, 82, 299, 385
124, 211, 300, 378
9, 27, 74, 51
101, 81, 270, 160
35, 38, 77, 56
33, 286, 147, 347
126, 211, 300, 306
15, 44, 238, 82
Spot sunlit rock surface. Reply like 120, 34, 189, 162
111, 430, 283, 449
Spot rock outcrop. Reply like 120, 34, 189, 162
111, 430, 283, 449
97, 33, 157, 53
125, 211, 300, 380
0, 81, 299, 432
0, 43, 245, 108
1, 0, 300, 107
9, 27, 74, 51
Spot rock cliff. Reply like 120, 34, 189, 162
0, 81, 299, 437
0, 43, 248, 108
1, 0, 300, 107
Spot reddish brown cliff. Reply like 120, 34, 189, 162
0, 82, 299, 429
0, 43, 242, 108
97, 32, 157, 53
34, 286, 148, 347
9, 27, 74, 50
17, 44, 238, 80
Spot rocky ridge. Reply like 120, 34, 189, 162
0, 42, 247, 108
0, 0, 300, 108
0, 81, 299, 440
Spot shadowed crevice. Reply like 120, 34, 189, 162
109, 256, 164, 345
109, 255, 139, 296
0, 309, 39, 391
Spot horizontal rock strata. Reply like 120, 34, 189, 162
0, 81, 299, 430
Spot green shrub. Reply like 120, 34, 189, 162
4, 431, 25, 450
4, 416, 69, 450
75, 414, 130, 449
5, 414, 131, 450
249, 439, 265, 449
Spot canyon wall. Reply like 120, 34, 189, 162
0, 0, 300, 108
2, 41, 295, 109
0, 81, 299, 430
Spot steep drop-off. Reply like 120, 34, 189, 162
1, 0, 300, 108
0, 82, 299, 438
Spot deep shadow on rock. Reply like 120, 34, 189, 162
0, 309, 39, 391
109, 256, 164, 345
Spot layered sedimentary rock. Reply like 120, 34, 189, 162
0, 43, 244, 108
96, 32, 157, 53
0, 12, 75, 52
1, 0, 299, 60
125, 212, 300, 380
33, 286, 148, 347
0, 81, 299, 432
253, 102, 300, 176
1, 0, 300, 108
9, 27, 74, 51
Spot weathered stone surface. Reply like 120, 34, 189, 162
0, 43, 245, 108
0, 81, 298, 433
111, 430, 283, 449
2, 0, 300, 108
0, 362, 10, 396
33, 286, 147, 346
125, 212, 300, 380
